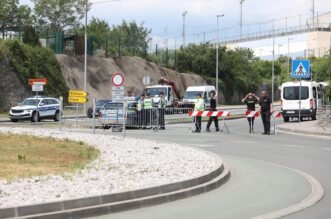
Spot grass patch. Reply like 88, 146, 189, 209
0, 133, 98, 180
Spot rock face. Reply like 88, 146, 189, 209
0, 55, 206, 110
0, 58, 31, 109
56, 55, 207, 99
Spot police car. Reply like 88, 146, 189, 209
9, 96, 60, 122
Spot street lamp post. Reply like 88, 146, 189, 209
277, 44, 283, 62
240, 0, 245, 38
216, 14, 224, 106
272, 29, 275, 105
287, 38, 293, 77
182, 11, 188, 46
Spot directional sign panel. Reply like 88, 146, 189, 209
32, 84, 43, 92
292, 60, 310, 79
112, 86, 125, 101
68, 96, 88, 103
29, 78, 48, 85
69, 90, 88, 97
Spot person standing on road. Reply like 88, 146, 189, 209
194, 93, 205, 133
242, 93, 260, 133
158, 91, 167, 130
144, 93, 154, 127
206, 91, 220, 132
259, 90, 273, 135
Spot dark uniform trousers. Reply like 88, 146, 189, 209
206, 109, 219, 130
195, 116, 202, 131
261, 111, 271, 133
158, 108, 165, 128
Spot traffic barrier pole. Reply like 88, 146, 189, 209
188, 111, 231, 134
59, 96, 63, 132
245, 111, 260, 134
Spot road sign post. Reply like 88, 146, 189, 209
292, 60, 310, 123
111, 72, 126, 137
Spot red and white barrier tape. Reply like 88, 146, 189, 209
245, 111, 282, 118
188, 111, 231, 117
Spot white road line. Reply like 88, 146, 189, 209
277, 130, 331, 139
234, 140, 256, 144
187, 144, 215, 147
252, 161, 324, 219
282, 144, 303, 148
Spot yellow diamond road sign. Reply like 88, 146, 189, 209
69, 90, 88, 98
68, 96, 88, 103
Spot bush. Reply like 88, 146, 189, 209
0, 40, 68, 99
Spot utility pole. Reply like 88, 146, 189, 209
287, 38, 293, 77
272, 28, 275, 105
312, 0, 315, 30
216, 14, 224, 106
240, 0, 245, 38
182, 11, 188, 47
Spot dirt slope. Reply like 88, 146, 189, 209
56, 55, 207, 99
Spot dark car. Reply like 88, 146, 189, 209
87, 99, 112, 118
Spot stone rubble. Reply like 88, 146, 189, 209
0, 127, 218, 208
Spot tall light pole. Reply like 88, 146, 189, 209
240, 0, 245, 38
216, 14, 224, 106
312, 0, 315, 30
277, 44, 283, 62
182, 11, 188, 46
272, 28, 275, 105
287, 38, 293, 76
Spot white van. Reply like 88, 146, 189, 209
281, 81, 325, 122
181, 86, 216, 109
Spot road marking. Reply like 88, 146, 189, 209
277, 130, 331, 139
188, 144, 215, 147
282, 144, 303, 148
253, 161, 324, 219
234, 140, 256, 144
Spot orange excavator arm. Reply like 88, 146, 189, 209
158, 77, 181, 99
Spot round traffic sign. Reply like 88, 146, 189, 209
112, 73, 124, 87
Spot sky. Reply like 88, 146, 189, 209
20, 0, 331, 58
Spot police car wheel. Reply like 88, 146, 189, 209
283, 116, 289, 122
10, 119, 18, 123
54, 111, 60, 122
31, 111, 39, 122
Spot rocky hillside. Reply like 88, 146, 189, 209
56, 55, 207, 100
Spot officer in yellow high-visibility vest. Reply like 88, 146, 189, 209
194, 93, 205, 133
144, 93, 154, 127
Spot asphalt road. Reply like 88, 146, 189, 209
87, 118, 331, 219
1, 116, 329, 218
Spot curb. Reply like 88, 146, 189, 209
0, 155, 230, 219
277, 126, 331, 137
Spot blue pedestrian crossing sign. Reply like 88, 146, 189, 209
292, 60, 310, 79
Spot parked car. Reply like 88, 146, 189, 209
9, 96, 60, 122
87, 99, 112, 118
98, 101, 138, 128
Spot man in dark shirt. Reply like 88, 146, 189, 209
206, 91, 220, 132
242, 93, 259, 133
259, 90, 273, 135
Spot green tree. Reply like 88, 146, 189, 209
0, 0, 33, 38
33, 0, 86, 31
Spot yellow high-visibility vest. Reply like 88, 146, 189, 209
194, 98, 205, 111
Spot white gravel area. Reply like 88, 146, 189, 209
0, 127, 218, 208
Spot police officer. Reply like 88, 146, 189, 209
137, 94, 145, 128
158, 91, 167, 130
259, 90, 273, 135
242, 92, 259, 133
206, 91, 220, 132
144, 93, 154, 127
194, 93, 205, 133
